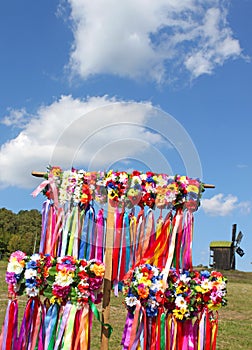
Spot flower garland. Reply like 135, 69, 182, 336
123, 264, 164, 317
123, 264, 227, 320
121, 264, 227, 350
24, 253, 53, 297
6, 250, 27, 297
3, 252, 106, 350
38, 167, 203, 211
48, 255, 104, 307
5, 251, 105, 307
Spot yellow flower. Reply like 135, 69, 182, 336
208, 302, 221, 311
108, 189, 117, 200
139, 276, 151, 286
50, 296, 62, 305
90, 263, 105, 277
187, 185, 199, 193
167, 183, 178, 192
179, 176, 187, 183
176, 284, 188, 294
156, 186, 166, 195
173, 307, 187, 320
51, 167, 62, 177
195, 285, 205, 293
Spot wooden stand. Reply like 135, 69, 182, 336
31, 170, 215, 350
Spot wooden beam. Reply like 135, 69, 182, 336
31, 171, 46, 178
203, 184, 215, 189
31, 171, 215, 189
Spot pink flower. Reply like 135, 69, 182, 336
11, 250, 26, 262
52, 284, 71, 299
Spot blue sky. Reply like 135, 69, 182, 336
0, 0, 251, 271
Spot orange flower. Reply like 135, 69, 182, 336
137, 285, 149, 299
90, 263, 105, 277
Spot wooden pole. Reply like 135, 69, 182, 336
100, 202, 114, 350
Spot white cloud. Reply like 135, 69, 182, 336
201, 193, 251, 216
0, 95, 177, 189
65, 0, 243, 82
1, 108, 31, 129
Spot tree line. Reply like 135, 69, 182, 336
0, 208, 42, 258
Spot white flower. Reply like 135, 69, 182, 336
175, 295, 187, 308
25, 268, 37, 279
30, 253, 40, 262
131, 176, 142, 185
26, 287, 39, 297
150, 280, 162, 291
125, 296, 138, 307
201, 280, 212, 290
55, 271, 74, 286
180, 274, 191, 284
134, 270, 143, 280
165, 192, 177, 202
216, 281, 226, 291
7, 260, 24, 275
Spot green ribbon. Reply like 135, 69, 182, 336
88, 300, 113, 338
160, 312, 166, 350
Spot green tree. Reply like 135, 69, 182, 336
0, 208, 17, 243
7, 232, 36, 255
0, 208, 42, 256
0, 239, 7, 259
15, 209, 41, 254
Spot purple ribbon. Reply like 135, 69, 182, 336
121, 312, 134, 349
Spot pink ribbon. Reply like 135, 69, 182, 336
31, 173, 59, 208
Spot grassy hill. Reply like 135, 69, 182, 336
0, 262, 251, 349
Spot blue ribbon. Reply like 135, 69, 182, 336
124, 212, 131, 274
79, 205, 95, 259
85, 205, 95, 260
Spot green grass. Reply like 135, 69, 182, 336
0, 262, 251, 349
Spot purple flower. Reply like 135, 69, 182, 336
89, 277, 102, 290
5, 272, 17, 284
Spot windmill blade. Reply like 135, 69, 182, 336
236, 246, 245, 257
236, 231, 243, 245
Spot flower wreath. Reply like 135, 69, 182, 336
122, 264, 227, 320
5, 251, 105, 308
41, 167, 204, 211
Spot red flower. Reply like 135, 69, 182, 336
146, 171, 154, 177
211, 271, 223, 278
185, 200, 198, 212
79, 260, 88, 267
132, 170, 141, 176
156, 290, 165, 305
78, 270, 89, 279
203, 292, 211, 302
